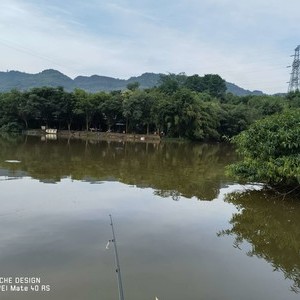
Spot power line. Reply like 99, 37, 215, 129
0, 38, 79, 76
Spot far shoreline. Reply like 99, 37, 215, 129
24, 129, 161, 143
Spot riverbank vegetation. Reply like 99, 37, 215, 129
1, 73, 299, 192
228, 109, 300, 194
0, 73, 296, 141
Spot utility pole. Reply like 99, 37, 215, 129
108, 214, 125, 300
288, 45, 300, 93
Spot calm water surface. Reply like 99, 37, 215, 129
0, 135, 299, 300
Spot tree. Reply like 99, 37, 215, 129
59, 92, 76, 131
126, 81, 140, 91
73, 89, 95, 131
141, 91, 157, 134
0, 91, 20, 132
168, 88, 213, 140
148, 90, 168, 134
158, 73, 186, 95
16, 91, 38, 129
27, 86, 65, 127
201, 74, 227, 99
100, 93, 122, 131
183, 73, 227, 98
219, 103, 254, 137
228, 109, 300, 192
287, 90, 300, 108
247, 95, 285, 117
122, 90, 145, 133
184, 74, 206, 92
172, 88, 200, 138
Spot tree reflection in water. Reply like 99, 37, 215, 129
0, 135, 236, 200
218, 190, 300, 293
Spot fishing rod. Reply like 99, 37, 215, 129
107, 214, 125, 300
107, 215, 160, 300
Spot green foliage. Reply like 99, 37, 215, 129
126, 81, 140, 91
201, 74, 227, 98
0, 90, 21, 131
0, 122, 22, 133
100, 93, 122, 130
158, 73, 186, 95
287, 90, 300, 108
122, 90, 152, 132
228, 109, 300, 189
247, 95, 285, 116
73, 89, 95, 130
171, 88, 202, 139
184, 74, 206, 92
0, 73, 292, 142
219, 103, 254, 137
159, 73, 227, 99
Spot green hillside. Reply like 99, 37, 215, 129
0, 69, 263, 95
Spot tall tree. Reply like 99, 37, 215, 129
73, 89, 95, 131
126, 81, 140, 91
99, 92, 122, 131
158, 73, 187, 95
184, 74, 206, 92
59, 92, 76, 131
16, 91, 38, 129
202, 74, 227, 98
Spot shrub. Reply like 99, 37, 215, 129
228, 109, 300, 191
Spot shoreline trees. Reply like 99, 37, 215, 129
0, 73, 292, 141
0, 73, 299, 192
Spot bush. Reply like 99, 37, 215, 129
228, 109, 300, 191
0, 121, 22, 133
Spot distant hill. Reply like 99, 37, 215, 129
226, 82, 263, 96
0, 69, 264, 95
0, 69, 73, 91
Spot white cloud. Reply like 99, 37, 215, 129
0, 0, 298, 93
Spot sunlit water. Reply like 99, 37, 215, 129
0, 135, 299, 300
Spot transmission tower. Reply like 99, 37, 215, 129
288, 45, 300, 93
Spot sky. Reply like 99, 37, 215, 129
0, 0, 299, 94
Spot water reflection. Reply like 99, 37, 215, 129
0, 135, 236, 200
1, 135, 300, 299
218, 190, 300, 293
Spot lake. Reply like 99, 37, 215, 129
0, 135, 299, 300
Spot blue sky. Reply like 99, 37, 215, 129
0, 0, 299, 93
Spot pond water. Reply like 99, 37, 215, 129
0, 135, 299, 300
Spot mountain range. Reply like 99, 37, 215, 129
0, 69, 263, 96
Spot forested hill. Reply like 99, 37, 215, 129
0, 69, 263, 95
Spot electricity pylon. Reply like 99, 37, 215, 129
288, 45, 300, 93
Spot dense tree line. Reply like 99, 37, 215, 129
0, 73, 298, 141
